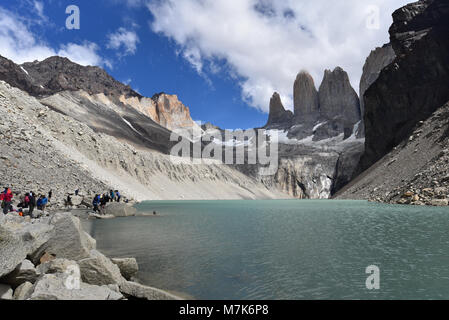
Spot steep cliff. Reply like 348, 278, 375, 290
337, 0, 449, 204
359, 44, 396, 123
359, 0, 449, 173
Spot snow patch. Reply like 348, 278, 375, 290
20, 66, 29, 76
122, 117, 143, 136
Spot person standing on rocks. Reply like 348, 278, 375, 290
48, 190, 52, 202
1, 187, 13, 214
92, 194, 100, 213
110, 190, 115, 202
116, 190, 121, 202
28, 192, 36, 217
66, 194, 73, 208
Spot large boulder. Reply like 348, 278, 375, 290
78, 250, 125, 286
37, 258, 79, 275
111, 258, 139, 280
0, 225, 28, 278
20, 223, 55, 263
31, 213, 96, 262
0, 284, 13, 300
103, 203, 137, 217
13, 281, 34, 300
119, 281, 181, 300
1, 259, 39, 287
29, 274, 123, 300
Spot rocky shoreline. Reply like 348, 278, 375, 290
0, 207, 182, 300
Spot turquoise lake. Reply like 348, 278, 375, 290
87, 200, 449, 300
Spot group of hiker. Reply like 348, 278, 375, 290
92, 190, 123, 214
1, 186, 128, 220
1, 187, 50, 217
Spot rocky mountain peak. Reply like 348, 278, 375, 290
318, 67, 360, 125
19, 56, 139, 98
293, 71, 319, 122
265, 92, 293, 128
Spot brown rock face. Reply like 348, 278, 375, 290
265, 92, 293, 128
151, 93, 198, 131
318, 67, 361, 125
293, 71, 319, 122
359, 0, 449, 173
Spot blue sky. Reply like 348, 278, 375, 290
0, 0, 410, 129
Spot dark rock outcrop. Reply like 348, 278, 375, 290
318, 67, 361, 126
359, 0, 449, 173
265, 92, 293, 128
293, 71, 319, 122
20, 56, 139, 98
359, 44, 396, 123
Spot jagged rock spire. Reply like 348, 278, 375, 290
318, 67, 361, 125
293, 71, 319, 121
265, 92, 293, 128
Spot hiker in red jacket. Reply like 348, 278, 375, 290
1, 188, 13, 215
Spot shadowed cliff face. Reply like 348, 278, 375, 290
359, 0, 449, 173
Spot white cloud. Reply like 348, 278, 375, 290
0, 7, 108, 68
33, 1, 47, 22
107, 27, 140, 56
148, 0, 411, 112
58, 42, 110, 68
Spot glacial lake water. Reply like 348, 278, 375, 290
86, 200, 449, 300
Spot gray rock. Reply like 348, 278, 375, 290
104, 203, 137, 217
359, 0, 449, 173
37, 258, 78, 275
1, 259, 39, 287
119, 281, 181, 300
265, 92, 293, 128
318, 67, 361, 126
30, 274, 123, 300
293, 71, 319, 122
111, 258, 139, 280
431, 199, 448, 207
358, 43, 396, 137
20, 223, 55, 264
32, 213, 95, 262
0, 284, 13, 300
0, 225, 28, 278
13, 281, 34, 300
78, 250, 125, 286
